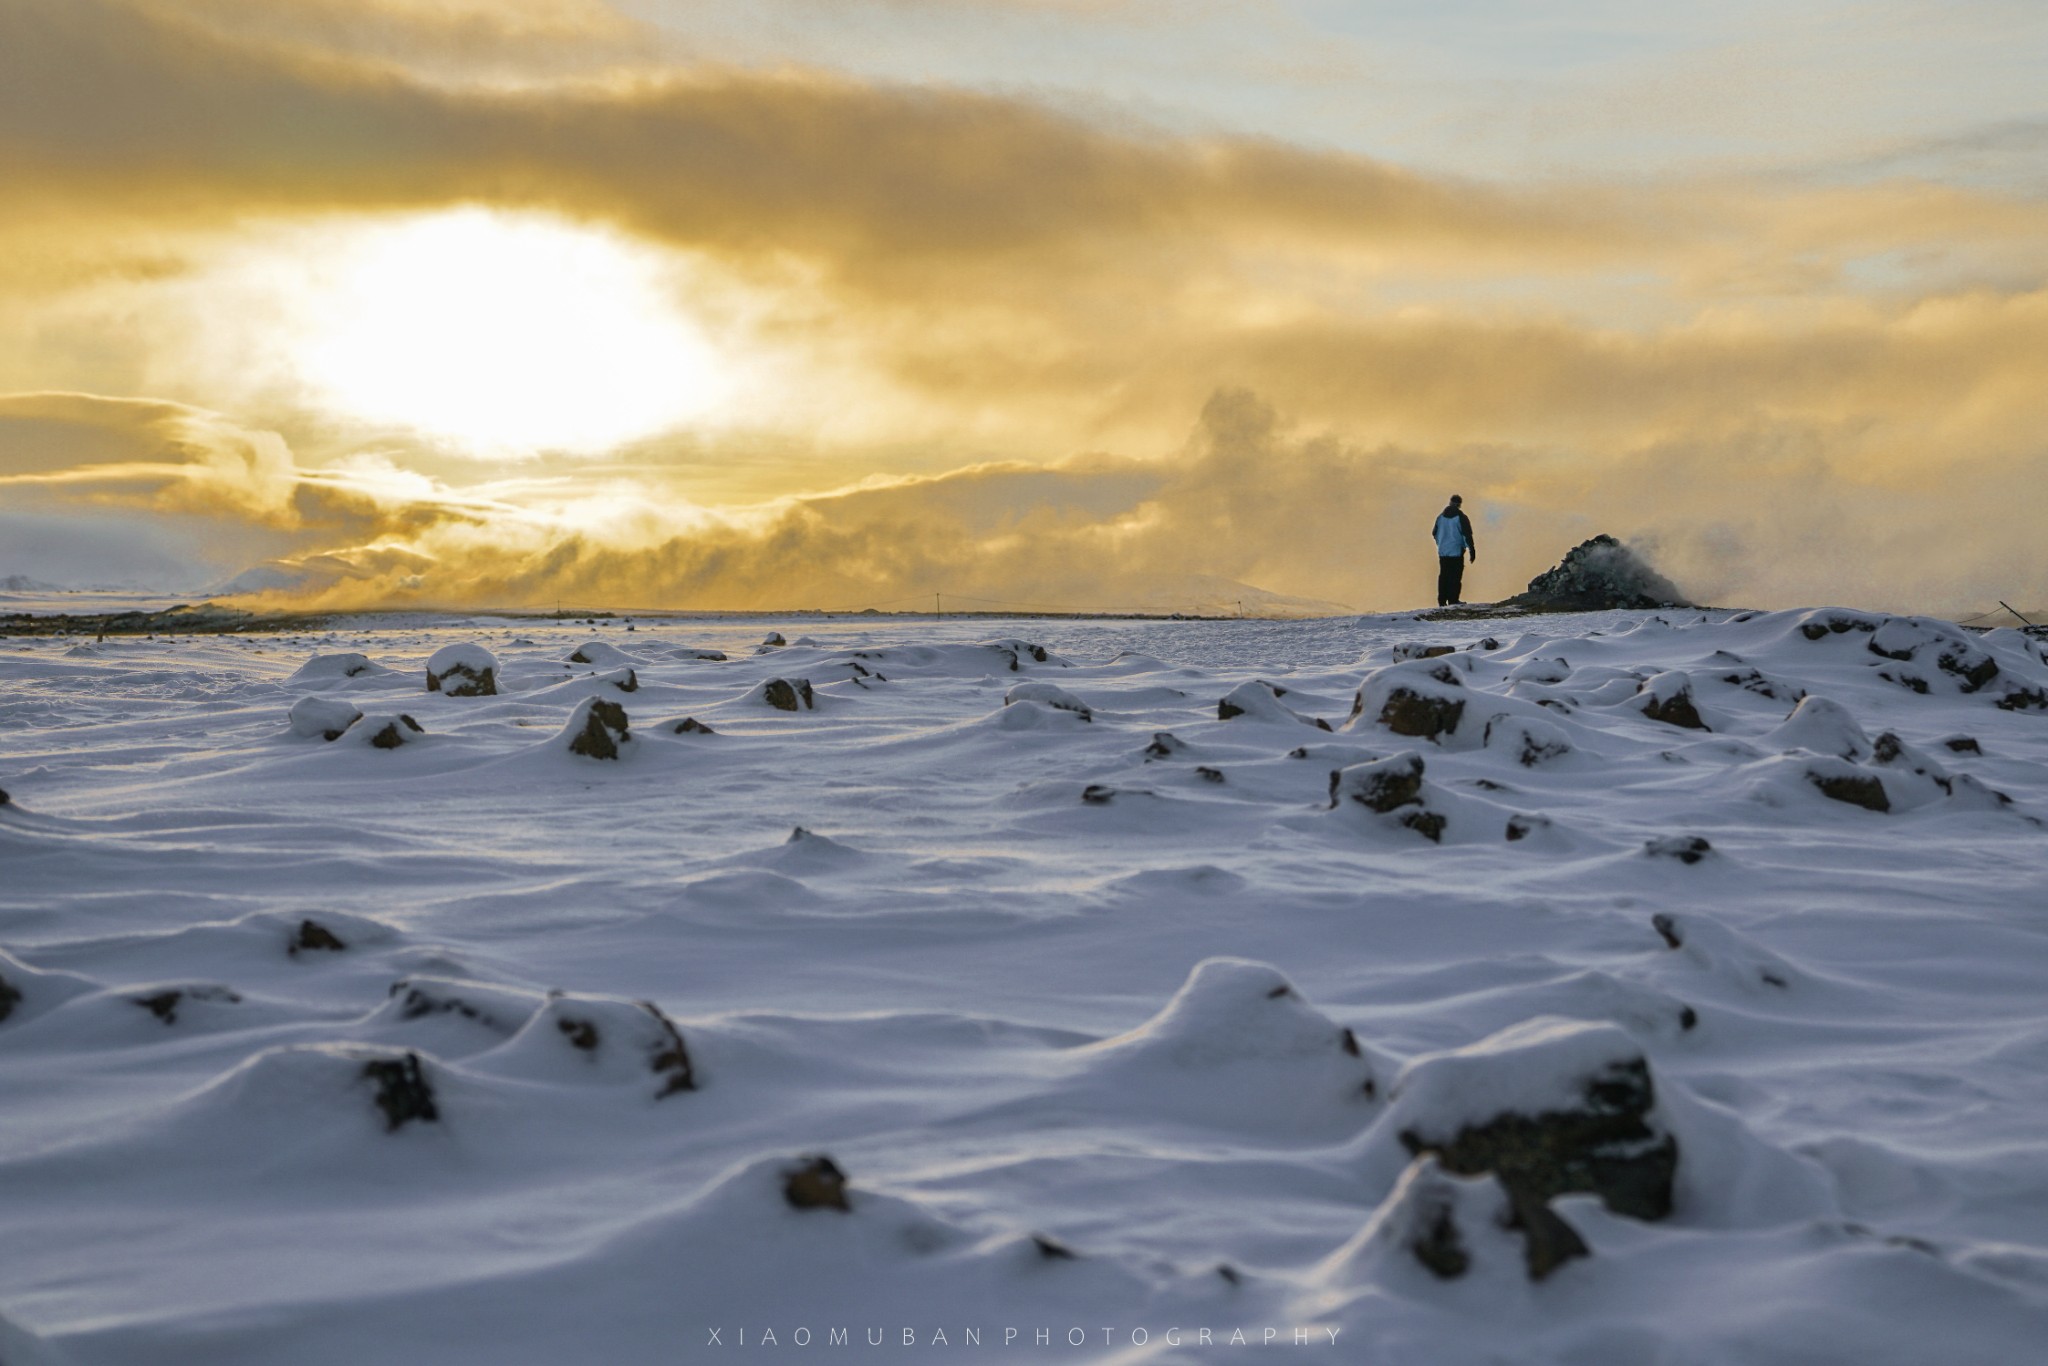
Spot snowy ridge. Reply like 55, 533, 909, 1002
0, 607, 2045, 1363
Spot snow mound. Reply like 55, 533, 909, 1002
1055, 958, 1381, 1138
424, 643, 498, 696
1346, 659, 1471, 742
1003, 681, 1092, 722
1769, 695, 1872, 760
558, 696, 632, 759
473, 993, 696, 1097
1216, 679, 1329, 728
287, 652, 393, 683
566, 641, 640, 668
287, 695, 362, 741
340, 712, 425, 749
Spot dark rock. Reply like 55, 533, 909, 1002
1195, 766, 1225, 783
0, 788, 8, 807
1393, 643, 1457, 662
1330, 753, 1425, 813
762, 678, 815, 712
1944, 736, 1982, 753
568, 698, 631, 759
1871, 731, 1905, 764
1379, 689, 1465, 740
367, 719, 416, 749
1809, 772, 1890, 812
641, 1000, 696, 1096
762, 632, 787, 647
391, 981, 498, 1026
1645, 835, 1712, 864
1652, 913, 1683, 949
1080, 785, 1116, 805
611, 668, 639, 693
364, 1052, 439, 1130
1800, 614, 1876, 640
1505, 535, 1690, 612
133, 985, 240, 1024
1879, 671, 1931, 695
1216, 1263, 1241, 1286
290, 919, 346, 955
1401, 810, 1447, 842
557, 1016, 600, 1051
1401, 1055, 1676, 1280
1936, 651, 1998, 692
1411, 1201, 1472, 1279
1641, 688, 1708, 731
0, 972, 20, 1023
1031, 1233, 1078, 1260
1143, 731, 1186, 760
1678, 1005, 1699, 1031
672, 717, 715, 734
1997, 687, 2048, 712
783, 1155, 850, 1211
1720, 669, 1805, 703
1478, 637, 1502, 651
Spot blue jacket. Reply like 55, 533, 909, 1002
1433, 507, 1474, 558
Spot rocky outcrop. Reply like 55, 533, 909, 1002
1504, 535, 1690, 612
565, 697, 631, 759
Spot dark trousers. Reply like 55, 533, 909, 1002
1437, 556, 1466, 606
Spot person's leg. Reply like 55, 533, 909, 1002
1437, 556, 1458, 606
1446, 556, 1466, 605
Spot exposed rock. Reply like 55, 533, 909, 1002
782, 1155, 851, 1211
1944, 736, 1983, 753
1651, 913, 1683, 949
1645, 835, 1712, 864
424, 644, 498, 696
133, 984, 241, 1024
1392, 643, 1456, 662
391, 979, 502, 1027
1031, 1233, 1078, 1260
1997, 687, 2048, 712
640, 999, 696, 1096
1330, 753, 1425, 813
761, 632, 786, 647
1396, 1028, 1677, 1281
1195, 766, 1225, 783
567, 697, 631, 759
0, 972, 20, 1024
1080, 785, 1116, 805
1638, 673, 1708, 731
1505, 535, 1690, 612
1143, 731, 1187, 760
762, 678, 816, 712
365, 714, 425, 749
672, 717, 715, 735
557, 1016, 600, 1051
1809, 771, 1890, 812
289, 919, 346, 955
364, 1052, 439, 1130
1378, 689, 1465, 740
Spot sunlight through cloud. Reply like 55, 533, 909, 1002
293, 209, 726, 457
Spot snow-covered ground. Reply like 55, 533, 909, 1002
2, 607, 2046, 1365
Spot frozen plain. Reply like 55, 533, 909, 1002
1, 607, 2045, 1365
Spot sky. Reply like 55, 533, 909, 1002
1, 0, 2044, 614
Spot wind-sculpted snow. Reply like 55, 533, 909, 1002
0, 607, 2045, 1363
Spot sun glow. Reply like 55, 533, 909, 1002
294, 210, 726, 456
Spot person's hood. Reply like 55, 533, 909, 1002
1439, 504, 1464, 519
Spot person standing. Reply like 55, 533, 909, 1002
1432, 495, 1476, 606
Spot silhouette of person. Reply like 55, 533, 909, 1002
1432, 495, 1476, 607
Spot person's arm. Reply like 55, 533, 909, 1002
1460, 511, 1476, 562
